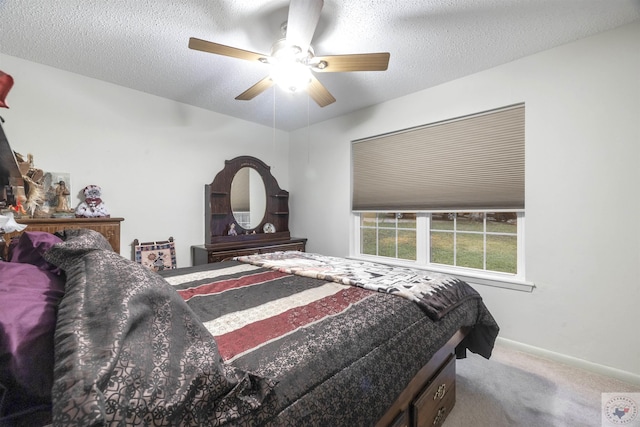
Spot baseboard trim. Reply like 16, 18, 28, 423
496, 337, 640, 387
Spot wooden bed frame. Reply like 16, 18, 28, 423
378, 327, 469, 427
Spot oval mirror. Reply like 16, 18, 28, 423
230, 167, 266, 230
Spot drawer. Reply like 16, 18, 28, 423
208, 247, 261, 263
258, 242, 305, 254
412, 355, 456, 427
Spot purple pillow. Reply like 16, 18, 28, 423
9, 231, 63, 274
0, 261, 65, 419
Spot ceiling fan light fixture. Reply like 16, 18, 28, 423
270, 61, 312, 93
268, 39, 313, 93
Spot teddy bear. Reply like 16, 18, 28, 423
75, 185, 110, 218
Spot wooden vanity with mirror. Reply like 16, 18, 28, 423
191, 156, 306, 265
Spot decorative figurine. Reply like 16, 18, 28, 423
55, 180, 71, 212
228, 223, 237, 236
75, 185, 110, 218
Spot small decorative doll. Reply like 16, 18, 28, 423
75, 185, 110, 218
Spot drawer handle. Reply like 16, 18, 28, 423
433, 384, 446, 400
432, 406, 447, 425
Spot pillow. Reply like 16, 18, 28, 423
51, 228, 113, 254
9, 231, 63, 274
0, 261, 65, 421
44, 230, 276, 425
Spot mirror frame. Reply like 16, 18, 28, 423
205, 156, 290, 244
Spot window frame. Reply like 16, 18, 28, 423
351, 210, 534, 292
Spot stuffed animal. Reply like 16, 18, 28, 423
75, 185, 110, 218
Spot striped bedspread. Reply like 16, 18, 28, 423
160, 258, 500, 426
165, 262, 374, 362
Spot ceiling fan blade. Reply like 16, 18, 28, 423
286, 0, 323, 51
189, 37, 268, 62
235, 76, 275, 101
307, 75, 335, 107
312, 52, 390, 72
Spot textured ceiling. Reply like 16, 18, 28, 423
1, 0, 639, 131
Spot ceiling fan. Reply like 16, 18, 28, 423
188, 0, 390, 107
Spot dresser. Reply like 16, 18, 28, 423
192, 237, 306, 265
5, 217, 124, 253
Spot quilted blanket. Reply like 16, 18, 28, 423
235, 251, 481, 320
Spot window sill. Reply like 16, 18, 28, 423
348, 255, 535, 293
440, 270, 535, 292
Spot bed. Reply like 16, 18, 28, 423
0, 228, 499, 426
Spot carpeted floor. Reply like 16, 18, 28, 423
445, 342, 640, 426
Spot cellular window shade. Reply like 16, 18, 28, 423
352, 104, 525, 211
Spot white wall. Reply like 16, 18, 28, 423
289, 21, 640, 377
0, 54, 290, 266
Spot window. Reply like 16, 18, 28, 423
431, 212, 518, 273
355, 211, 524, 283
351, 104, 528, 288
360, 212, 417, 260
